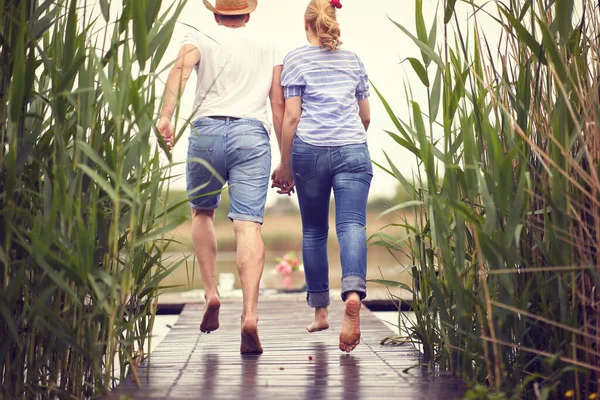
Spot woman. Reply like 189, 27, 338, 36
272, 0, 372, 353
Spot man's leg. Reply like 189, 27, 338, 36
224, 120, 271, 354
186, 118, 229, 332
192, 209, 221, 333
232, 220, 264, 354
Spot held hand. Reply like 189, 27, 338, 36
271, 164, 295, 196
156, 116, 174, 149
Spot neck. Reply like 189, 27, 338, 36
307, 29, 320, 47
220, 22, 245, 28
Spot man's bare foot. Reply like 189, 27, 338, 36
240, 315, 263, 354
339, 294, 361, 353
200, 297, 220, 333
306, 307, 329, 332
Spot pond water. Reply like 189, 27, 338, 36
159, 249, 412, 292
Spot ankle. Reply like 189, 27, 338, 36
241, 309, 259, 322
345, 292, 361, 304
205, 292, 220, 301
315, 307, 328, 319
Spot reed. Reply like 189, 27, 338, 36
373, 1, 599, 397
0, 0, 187, 397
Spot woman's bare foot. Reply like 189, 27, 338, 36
240, 313, 263, 354
339, 293, 361, 353
306, 307, 329, 332
200, 297, 221, 333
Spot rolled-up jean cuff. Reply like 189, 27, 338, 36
341, 275, 367, 301
307, 290, 330, 308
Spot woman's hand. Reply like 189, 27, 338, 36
271, 164, 295, 196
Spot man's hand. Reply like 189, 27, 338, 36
271, 164, 295, 196
156, 116, 174, 149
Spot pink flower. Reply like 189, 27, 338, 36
283, 254, 291, 263
292, 259, 300, 267
276, 262, 286, 273
283, 264, 293, 275
283, 276, 292, 288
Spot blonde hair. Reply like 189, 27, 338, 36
304, 0, 342, 51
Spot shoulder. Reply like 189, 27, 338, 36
339, 49, 367, 72
335, 48, 361, 61
182, 26, 219, 50
283, 46, 316, 65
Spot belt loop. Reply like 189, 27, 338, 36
226, 117, 231, 126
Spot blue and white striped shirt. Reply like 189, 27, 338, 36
281, 45, 370, 146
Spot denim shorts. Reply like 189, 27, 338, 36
186, 117, 271, 224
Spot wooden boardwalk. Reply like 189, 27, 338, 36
108, 298, 464, 399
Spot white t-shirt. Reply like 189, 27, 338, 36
182, 25, 283, 132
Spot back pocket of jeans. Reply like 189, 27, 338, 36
340, 147, 371, 174
292, 153, 318, 181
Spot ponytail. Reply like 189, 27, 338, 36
305, 0, 342, 51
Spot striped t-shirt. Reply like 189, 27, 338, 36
281, 45, 370, 146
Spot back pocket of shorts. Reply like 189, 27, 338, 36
292, 153, 318, 181
187, 146, 214, 183
235, 146, 269, 177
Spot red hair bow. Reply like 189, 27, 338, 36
330, 0, 342, 9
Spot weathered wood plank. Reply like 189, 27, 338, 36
107, 298, 464, 400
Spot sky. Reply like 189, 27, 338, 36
154, 0, 501, 205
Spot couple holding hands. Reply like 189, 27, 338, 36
157, 0, 372, 354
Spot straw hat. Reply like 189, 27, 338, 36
203, 0, 257, 15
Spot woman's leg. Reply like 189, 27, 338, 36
332, 144, 372, 351
292, 142, 332, 331
333, 171, 371, 301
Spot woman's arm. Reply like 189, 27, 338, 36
358, 98, 371, 132
271, 97, 302, 194
280, 97, 302, 166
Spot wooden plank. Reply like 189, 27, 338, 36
107, 298, 464, 399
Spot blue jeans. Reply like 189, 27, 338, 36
186, 117, 271, 224
291, 137, 373, 308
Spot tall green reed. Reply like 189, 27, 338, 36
373, 0, 599, 398
0, 0, 187, 397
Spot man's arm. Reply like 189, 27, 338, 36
156, 44, 201, 148
269, 65, 285, 152
358, 98, 371, 132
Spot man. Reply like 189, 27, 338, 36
156, 0, 285, 354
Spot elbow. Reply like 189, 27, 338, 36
362, 117, 371, 130
169, 64, 191, 84
286, 114, 300, 126
169, 64, 183, 77
284, 109, 301, 126
271, 98, 285, 114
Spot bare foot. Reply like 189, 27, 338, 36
240, 315, 263, 354
200, 297, 220, 333
339, 294, 361, 353
306, 307, 329, 332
